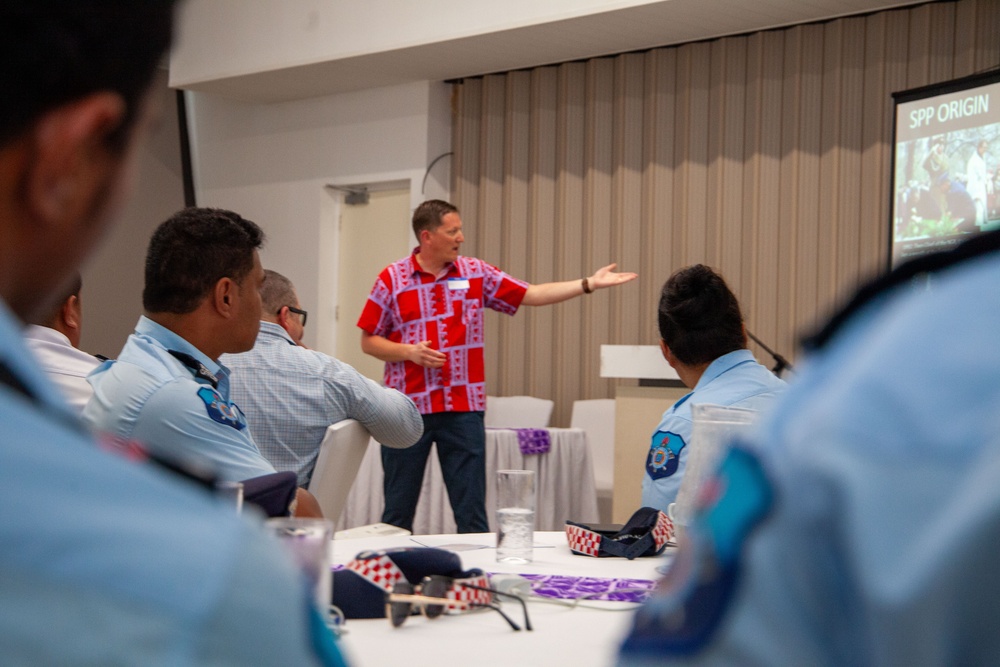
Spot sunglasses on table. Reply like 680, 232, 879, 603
385, 575, 533, 632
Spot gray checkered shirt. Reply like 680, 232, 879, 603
222, 322, 422, 486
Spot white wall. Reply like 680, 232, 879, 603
188, 79, 451, 354
171, 0, 663, 86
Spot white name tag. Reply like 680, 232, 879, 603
448, 279, 470, 290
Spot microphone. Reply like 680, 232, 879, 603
746, 330, 794, 377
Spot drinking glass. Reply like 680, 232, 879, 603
671, 404, 758, 527
496, 469, 535, 564
266, 518, 334, 621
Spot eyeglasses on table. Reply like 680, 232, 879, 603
385, 574, 533, 632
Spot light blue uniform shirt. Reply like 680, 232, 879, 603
83, 316, 276, 482
641, 349, 786, 512
621, 251, 1000, 665
1, 300, 343, 665
222, 321, 422, 486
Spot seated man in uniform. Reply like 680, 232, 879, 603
642, 264, 786, 514
0, 2, 342, 664
23, 273, 102, 413
83, 207, 323, 517
620, 234, 1000, 665
223, 269, 422, 487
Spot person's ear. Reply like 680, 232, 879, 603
24, 92, 126, 227
276, 305, 292, 332
214, 278, 237, 316
62, 295, 81, 331
659, 339, 679, 369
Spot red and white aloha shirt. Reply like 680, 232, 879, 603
357, 250, 528, 415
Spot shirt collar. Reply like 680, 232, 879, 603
23, 324, 73, 348
257, 320, 297, 345
408, 247, 458, 280
135, 315, 225, 379
693, 348, 757, 391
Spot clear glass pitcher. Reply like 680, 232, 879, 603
670, 403, 758, 527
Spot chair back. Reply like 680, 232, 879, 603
484, 395, 554, 428
570, 398, 616, 492
307, 419, 372, 523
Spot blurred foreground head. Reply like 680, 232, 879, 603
0, 0, 178, 322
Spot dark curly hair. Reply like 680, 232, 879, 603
657, 264, 746, 365
143, 208, 265, 314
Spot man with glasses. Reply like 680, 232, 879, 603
224, 269, 422, 486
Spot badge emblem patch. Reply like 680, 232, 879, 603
197, 387, 246, 430
646, 431, 685, 480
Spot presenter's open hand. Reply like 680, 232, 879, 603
410, 340, 447, 368
590, 263, 638, 290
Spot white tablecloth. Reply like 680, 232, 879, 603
332, 531, 670, 667
336, 427, 600, 534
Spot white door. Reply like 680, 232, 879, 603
335, 187, 411, 381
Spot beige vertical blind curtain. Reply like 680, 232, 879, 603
451, 0, 1000, 426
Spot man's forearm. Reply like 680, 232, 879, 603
360, 332, 411, 362
522, 279, 588, 306
522, 263, 638, 306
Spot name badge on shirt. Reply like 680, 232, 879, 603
447, 278, 470, 290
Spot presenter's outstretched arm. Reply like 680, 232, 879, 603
521, 263, 638, 306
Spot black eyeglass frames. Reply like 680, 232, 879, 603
280, 305, 308, 326
385, 575, 533, 632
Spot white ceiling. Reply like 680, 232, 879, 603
178, 0, 928, 103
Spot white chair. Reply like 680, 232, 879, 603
307, 419, 374, 523
484, 395, 554, 428
570, 398, 616, 523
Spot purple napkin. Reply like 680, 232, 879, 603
515, 574, 656, 603
514, 428, 551, 455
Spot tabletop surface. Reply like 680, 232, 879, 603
332, 531, 670, 667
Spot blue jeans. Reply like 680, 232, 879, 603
381, 411, 488, 533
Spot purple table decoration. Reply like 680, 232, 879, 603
510, 574, 655, 604
512, 428, 551, 455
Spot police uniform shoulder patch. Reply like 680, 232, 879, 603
646, 430, 686, 480
621, 444, 773, 658
197, 386, 246, 431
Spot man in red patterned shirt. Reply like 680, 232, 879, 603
358, 199, 637, 532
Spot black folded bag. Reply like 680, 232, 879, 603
565, 506, 674, 559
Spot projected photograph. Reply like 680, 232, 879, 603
891, 73, 1000, 267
